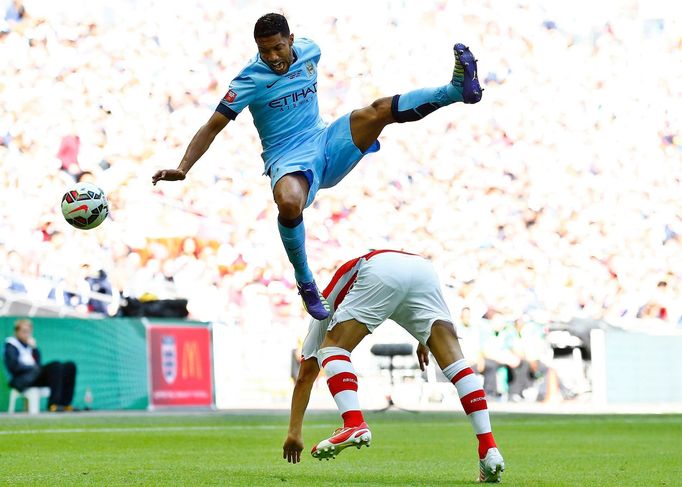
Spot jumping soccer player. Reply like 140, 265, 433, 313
282, 250, 505, 483
152, 13, 483, 320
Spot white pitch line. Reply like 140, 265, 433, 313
0, 424, 334, 436
2, 416, 678, 436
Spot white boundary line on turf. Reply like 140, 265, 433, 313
0, 424, 338, 435
2, 416, 680, 436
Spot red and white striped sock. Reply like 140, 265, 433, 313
443, 359, 497, 459
318, 347, 365, 428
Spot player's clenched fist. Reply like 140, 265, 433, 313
152, 169, 186, 185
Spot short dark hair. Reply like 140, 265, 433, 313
254, 13, 289, 39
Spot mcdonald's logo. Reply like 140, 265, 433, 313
181, 341, 203, 379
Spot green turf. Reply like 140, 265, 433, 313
0, 412, 680, 486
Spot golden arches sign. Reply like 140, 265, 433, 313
181, 341, 202, 379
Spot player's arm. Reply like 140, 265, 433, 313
416, 343, 430, 371
283, 357, 320, 464
152, 111, 230, 185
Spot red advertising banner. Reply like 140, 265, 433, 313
148, 325, 213, 407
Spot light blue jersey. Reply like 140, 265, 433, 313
216, 37, 326, 174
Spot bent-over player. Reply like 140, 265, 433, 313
282, 250, 505, 483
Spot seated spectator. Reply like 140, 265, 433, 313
83, 264, 114, 314
3, 318, 77, 412
502, 317, 574, 402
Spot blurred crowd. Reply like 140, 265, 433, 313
1, 0, 680, 340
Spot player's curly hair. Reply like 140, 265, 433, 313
254, 13, 290, 39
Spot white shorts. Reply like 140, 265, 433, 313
301, 253, 452, 360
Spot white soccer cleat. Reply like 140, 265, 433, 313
311, 422, 372, 460
478, 447, 505, 483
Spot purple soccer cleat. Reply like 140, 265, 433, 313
297, 280, 331, 320
452, 43, 483, 104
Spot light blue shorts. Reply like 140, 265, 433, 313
267, 112, 380, 208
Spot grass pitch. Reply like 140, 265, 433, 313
0, 411, 680, 486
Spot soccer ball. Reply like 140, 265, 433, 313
61, 182, 109, 230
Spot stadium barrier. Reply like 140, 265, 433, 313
590, 327, 682, 404
0, 291, 102, 318
0, 317, 213, 412
4, 316, 681, 413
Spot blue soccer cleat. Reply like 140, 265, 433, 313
297, 280, 330, 320
452, 43, 483, 104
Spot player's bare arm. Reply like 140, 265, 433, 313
283, 357, 319, 464
152, 111, 230, 185
416, 343, 430, 371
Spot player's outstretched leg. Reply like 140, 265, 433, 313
311, 346, 372, 460
274, 173, 330, 320
348, 44, 483, 154
427, 321, 504, 483
391, 43, 482, 123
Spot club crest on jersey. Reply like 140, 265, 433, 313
224, 89, 237, 103
305, 61, 315, 78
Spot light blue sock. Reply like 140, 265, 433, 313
446, 83, 464, 103
398, 85, 463, 110
392, 84, 463, 123
278, 217, 313, 284
391, 83, 462, 123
